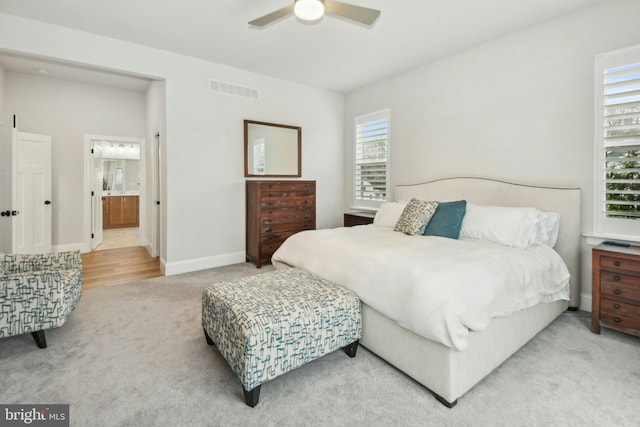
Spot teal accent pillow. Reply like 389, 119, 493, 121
423, 200, 467, 239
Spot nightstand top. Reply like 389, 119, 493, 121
593, 243, 640, 257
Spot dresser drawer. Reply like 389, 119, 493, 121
260, 197, 315, 209
262, 229, 305, 243
257, 182, 315, 192
262, 212, 314, 226
600, 272, 640, 301
261, 231, 303, 253
600, 298, 640, 331
260, 189, 315, 199
261, 221, 314, 235
600, 255, 640, 274
262, 206, 314, 216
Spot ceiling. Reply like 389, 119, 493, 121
0, 0, 609, 93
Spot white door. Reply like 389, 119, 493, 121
91, 143, 103, 249
0, 114, 17, 253
16, 132, 52, 254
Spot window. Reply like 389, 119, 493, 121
353, 110, 390, 209
252, 139, 266, 174
595, 45, 640, 238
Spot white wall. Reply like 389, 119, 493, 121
344, 0, 640, 309
4, 72, 146, 249
0, 12, 344, 275
0, 63, 5, 111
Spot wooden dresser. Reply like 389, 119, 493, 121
592, 244, 640, 337
246, 180, 316, 268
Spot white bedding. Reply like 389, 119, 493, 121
271, 225, 570, 351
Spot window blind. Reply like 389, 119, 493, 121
354, 111, 390, 205
603, 62, 640, 219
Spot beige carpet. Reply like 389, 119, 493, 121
1, 263, 639, 426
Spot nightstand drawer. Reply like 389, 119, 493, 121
344, 212, 375, 227
600, 273, 640, 301
600, 255, 640, 274
600, 299, 640, 331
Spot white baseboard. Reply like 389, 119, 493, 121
580, 293, 592, 313
50, 244, 238, 277
164, 251, 246, 276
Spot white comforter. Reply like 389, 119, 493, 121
272, 225, 570, 351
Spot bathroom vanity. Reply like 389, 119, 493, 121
102, 195, 139, 228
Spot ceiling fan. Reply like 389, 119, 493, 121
249, 0, 381, 27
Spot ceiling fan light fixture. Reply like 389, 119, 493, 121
294, 0, 324, 21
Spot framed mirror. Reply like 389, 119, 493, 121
244, 120, 301, 177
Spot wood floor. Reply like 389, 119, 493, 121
82, 246, 163, 289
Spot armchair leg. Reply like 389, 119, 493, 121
31, 331, 47, 349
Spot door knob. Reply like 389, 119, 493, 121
44, 200, 51, 205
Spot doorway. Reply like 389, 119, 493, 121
83, 135, 146, 253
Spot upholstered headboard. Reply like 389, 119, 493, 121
395, 177, 581, 308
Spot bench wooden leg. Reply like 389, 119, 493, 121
203, 328, 214, 346
31, 330, 47, 349
342, 340, 358, 358
243, 385, 261, 407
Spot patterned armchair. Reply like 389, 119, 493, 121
0, 250, 83, 348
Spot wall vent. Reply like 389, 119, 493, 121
209, 79, 259, 100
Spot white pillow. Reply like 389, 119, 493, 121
373, 202, 406, 227
535, 211, 561, 247
460, 204, 544, 248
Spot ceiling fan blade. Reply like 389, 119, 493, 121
248, 5, 294, 27
324, 1, 381, 26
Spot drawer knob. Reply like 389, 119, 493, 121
613, 303, 620, 309
614, 260, 621, 266
614, 275, 621, 281
613, 289, 621, 295
613, 317, 621, 323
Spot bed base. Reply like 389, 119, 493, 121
360, 300, 568, 407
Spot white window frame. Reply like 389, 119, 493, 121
352, 109, 391, 210
594, 44, 640, 241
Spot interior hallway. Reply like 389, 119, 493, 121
82, 228, 163, 289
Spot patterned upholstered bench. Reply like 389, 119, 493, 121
201, 268, 362, 407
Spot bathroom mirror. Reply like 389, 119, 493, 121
244, 120, 301, 177
102, 159, 141, 195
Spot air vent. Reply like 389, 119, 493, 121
209, 79, 259, 100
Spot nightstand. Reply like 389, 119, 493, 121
343, 212, 375, 227
591, 244, 640, 337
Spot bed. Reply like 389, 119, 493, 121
271, 177, 581, 407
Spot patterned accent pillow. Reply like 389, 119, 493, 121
394, 198, 438, 235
